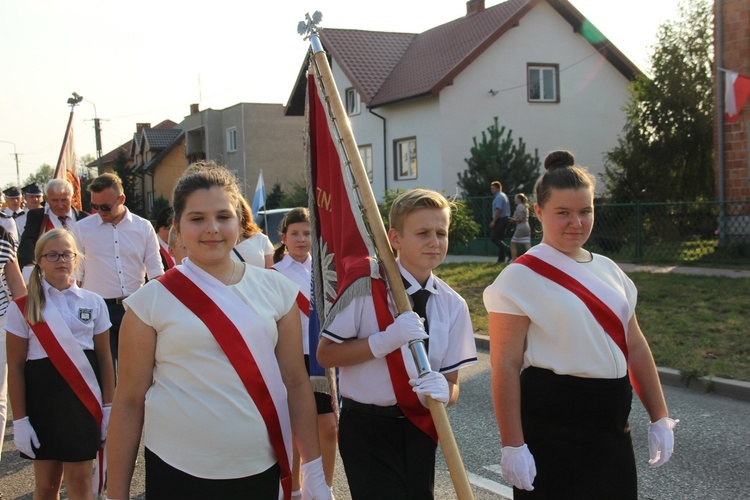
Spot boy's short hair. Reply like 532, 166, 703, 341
389, 188, 452, 232
88, 172, 124, 196
156, 206, 174, 229
490, 180, 502, 190
167, 226, 180, 247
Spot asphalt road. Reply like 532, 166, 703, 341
2, 349, 749, 498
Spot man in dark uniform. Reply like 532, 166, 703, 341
14, 183, 44, 237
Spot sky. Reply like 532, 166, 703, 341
0, 0, 682, 188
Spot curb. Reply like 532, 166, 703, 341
474, 335, 750, 403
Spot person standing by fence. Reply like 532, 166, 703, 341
490, 181, 512, 263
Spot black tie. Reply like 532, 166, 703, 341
410, 288, 431, 352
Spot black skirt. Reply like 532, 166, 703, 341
515, 366, 637, 500
22, 350, 101, 461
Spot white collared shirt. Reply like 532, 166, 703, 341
272, 253, 312, 353
45, 205, 79, 230
5, 279, 111, 360
72, 207, 164, 299
322, 261, 477, 406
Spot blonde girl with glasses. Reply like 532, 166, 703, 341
5, 228, 115, 500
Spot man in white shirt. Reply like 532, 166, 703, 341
72, 173, 164, 371
18, 179, 88, 273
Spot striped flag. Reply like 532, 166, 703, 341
251, 170, 265, 219
54, 111, 82, 210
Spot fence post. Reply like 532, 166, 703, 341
635, 202, 643, 260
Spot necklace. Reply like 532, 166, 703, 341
226, 262, 237, 285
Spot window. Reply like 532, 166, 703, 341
226, 127, 238, 152
359, 145, 373, 182
527, 64, 559, 103
346, 88, 361, 116
394, 138, 417, 180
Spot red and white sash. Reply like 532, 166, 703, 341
271, 267, 310, 318
158, 240, 175, 269
14, 292, 106, 495
157, 260, 293, 500
371, 279, 438, 443
514, 244, 630, 361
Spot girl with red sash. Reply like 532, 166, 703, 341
484, 151, 677, 499
272, 207, 338, 496
106, 163, 331, 500
6, 228, 115, 499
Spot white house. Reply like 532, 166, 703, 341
286, 0, 642, 199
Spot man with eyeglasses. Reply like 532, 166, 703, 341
71, 173, 164, 372
17, 179, 89, 279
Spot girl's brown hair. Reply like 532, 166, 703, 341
534, 150, 596, 207
273, 207, 310, 263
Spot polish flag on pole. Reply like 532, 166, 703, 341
725, 70, 750, 122
54, 111, 83, 210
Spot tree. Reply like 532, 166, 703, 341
114, 150, 143, 216
22, 163, 55, 188
265, 182, 284, 209
457, 117, 541, 198
603, 0, 714, 202
279, 179, 309, 209
378, 189, 480, 248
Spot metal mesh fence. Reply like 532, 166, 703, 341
454, 197, 750, 265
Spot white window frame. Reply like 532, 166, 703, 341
226, 127, 238, 152
394, 137, 417, 180
527, 64, 559, 103
359, 144, 373, 183
346, 88, 361, 116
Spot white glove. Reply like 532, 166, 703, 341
101, 406, 112, 442
501, 444, 536, 491
368, 312, 427, 359
13, 417, 41, 458
409, 370, 449, 407
648, 417, 678, 467
300, 456, 334, 499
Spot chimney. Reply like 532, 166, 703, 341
466, 0, 485, 15
136, 123, 151, 132
190, 103, 200, 115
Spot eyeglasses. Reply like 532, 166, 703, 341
41, 252, 77, 262
90, 202, 115, 212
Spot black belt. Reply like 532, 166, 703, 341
103, 297, 128, 305
341, 397, 404, 418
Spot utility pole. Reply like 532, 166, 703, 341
0, 139, 21, 185
75, 93, 105, 175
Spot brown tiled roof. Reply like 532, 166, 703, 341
304, 0, 640, 110
88, 119, 179, 167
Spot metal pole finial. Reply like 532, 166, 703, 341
298, 11, 324, 53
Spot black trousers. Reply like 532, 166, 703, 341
339, 405, 437, 500
491, 217, 511, 259
105, 301, 125, 375
144, 447, 280, 499
515, 367, 637, 500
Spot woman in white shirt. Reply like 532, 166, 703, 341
106, 162, 331, 500
484, 150, 676, 499
231, 195, 274, 268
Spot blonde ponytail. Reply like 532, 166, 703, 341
24, 264, 45, 325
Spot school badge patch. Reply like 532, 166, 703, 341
78, 308, 93, 323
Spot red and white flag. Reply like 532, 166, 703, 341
306, 72, 437, 441
55, 111, 83, 210
725, 70, 750, 122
